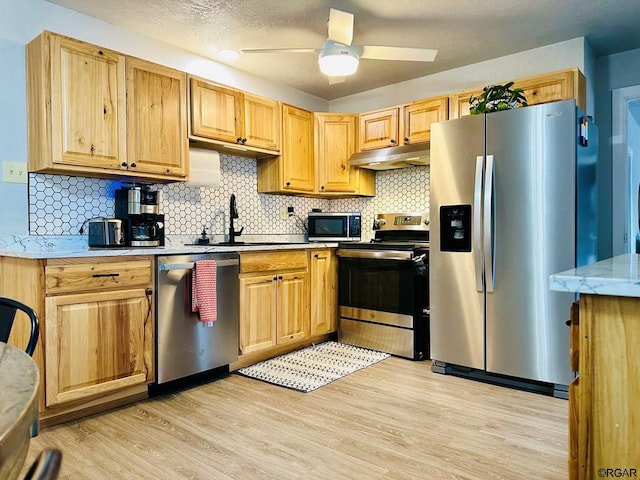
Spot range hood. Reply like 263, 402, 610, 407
348, 143, 430, 170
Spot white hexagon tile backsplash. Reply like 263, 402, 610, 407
28, 154, 429, 238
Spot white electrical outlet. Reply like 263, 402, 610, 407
279, 206, 289, 220
2, 161, 28, 184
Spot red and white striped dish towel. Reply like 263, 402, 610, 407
191, 259, 217, 326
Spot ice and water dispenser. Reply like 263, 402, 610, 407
439, 205, 472, 252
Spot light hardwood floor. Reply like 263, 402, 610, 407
22, 357, 568, 479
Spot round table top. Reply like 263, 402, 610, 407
0, 342, 39, 480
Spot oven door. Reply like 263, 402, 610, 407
337, 249, 416, 325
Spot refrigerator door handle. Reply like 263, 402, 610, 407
484, 155, 495, 292
474, 155, 484, 291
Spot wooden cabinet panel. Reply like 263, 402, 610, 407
450, 68, 587, 119
239, 251, 310, 355
27, 31, 127, 172
277, 272, 310, 344
44, 288, 153, 407
310, 250, 337, 336
359, 107, 399, 151
239, 275, 278, 354
190, 78, 242, 143
571, 294, 640, 479
281, 104, 315, 192
45, 257, 152, 295
27, 31, 187, 181
243, 93, 281, 151
315, 113, 357, 193
402, 97, 449, 144
126, 57, 188, 178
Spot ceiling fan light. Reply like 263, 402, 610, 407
319, 54, 359, 76
318, 41, 359, 76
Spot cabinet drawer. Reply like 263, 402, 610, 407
46, 256, 152, 294
240, 251, 308, 274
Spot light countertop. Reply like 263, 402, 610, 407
550, 253, 640, 298
0, 235, 340, 259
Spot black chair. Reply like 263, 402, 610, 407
23, 449, 62, 480
0, 297, 39, 356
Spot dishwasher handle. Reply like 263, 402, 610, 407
158, 259, 239, 271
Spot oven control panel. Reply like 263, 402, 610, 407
373, 212, 429, 231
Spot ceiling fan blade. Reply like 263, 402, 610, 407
242, 48, 319, 54
327, 8, 354, 46
360, 45, 438, 62
328, 75, 346, 85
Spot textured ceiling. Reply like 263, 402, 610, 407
46, 0, 640, 100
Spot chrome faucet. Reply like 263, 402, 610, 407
228, 194, 244, 244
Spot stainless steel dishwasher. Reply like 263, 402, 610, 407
154, 252, 239, 386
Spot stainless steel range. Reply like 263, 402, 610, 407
336, 212, 430, 360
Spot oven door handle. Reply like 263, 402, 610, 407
336, 249, 414, 260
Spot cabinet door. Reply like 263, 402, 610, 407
239, 274, 278, 354
243, 93, 281, 152
310, 250, 337, 336
402, 97, 448, 144
281, 104, 315, 192
315, 113, 357, 193
44, 288, 153, 407
126, 57, 188, 178
190, 78, 243, 143
277, 271, 309, 345
358, 107, 399, 151
515, 69, 585, 110
49, 34, 127, 169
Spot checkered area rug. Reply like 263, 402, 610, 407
236, 341, 390, 392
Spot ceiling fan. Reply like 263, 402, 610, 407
241, 8, 438, 84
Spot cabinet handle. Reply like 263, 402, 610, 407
390, 139, 396, 144
321, 185, 325, 190
278, 276, 283, 280
273, 276, 277, 281
404, 137, 409, 143
236, 137, 243, 143
92, 273, 120, 278
285, 182, 291, 186
314, 254, 319, 258
130, 162, 136, 168
242, 138, 247, 144
121, 162, 128, 167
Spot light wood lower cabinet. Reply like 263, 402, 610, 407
238, 251, 309, 355
44, 288, 153, 407
570, 294, 640, 479
309, 249, 337, 336
0, 255, 155, 426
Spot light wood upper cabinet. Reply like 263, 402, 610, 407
26, 31, 187, 181
309, 249, 337, 336
189, 77, 281, 154
315, 113, 375, 196
403, 97, 449, 144
257, 103, 315, 194
126, 57, 188, 178
358, 96, 448, 151
450, 67, 587, 118
27, 31, 127, 173
243, 93, 281, 151
359, 107, 399, 151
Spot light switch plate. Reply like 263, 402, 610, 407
2, 161, 28, 184
279, 206, 289, 220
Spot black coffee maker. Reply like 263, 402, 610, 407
115, 184, 165, 247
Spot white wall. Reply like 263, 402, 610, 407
329, 38, 590, 114
596, 47, 640, 259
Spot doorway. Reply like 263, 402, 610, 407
612, 85, 640, 255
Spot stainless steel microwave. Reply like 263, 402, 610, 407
307, 212, 362, 242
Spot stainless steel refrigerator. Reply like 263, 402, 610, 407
429, 99, 597, 390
